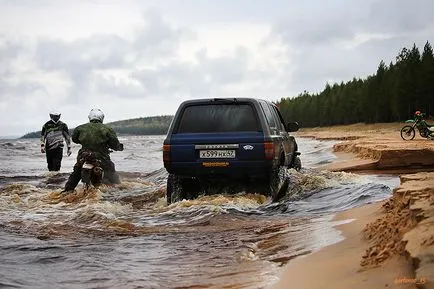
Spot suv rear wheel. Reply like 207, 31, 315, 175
292, 156, 302, 171
267, 165, 289, 201
166, 174, 199, 204
167, 174, 182, 204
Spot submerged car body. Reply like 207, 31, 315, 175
163, 97, 301, 204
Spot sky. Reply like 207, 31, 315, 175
1, 0, 433, 137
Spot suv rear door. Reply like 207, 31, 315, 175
168, 100, 266, 165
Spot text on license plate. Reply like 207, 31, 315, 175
200, 150, 235, 158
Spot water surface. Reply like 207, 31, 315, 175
0, 136, 399, 288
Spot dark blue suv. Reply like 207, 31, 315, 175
163, 98, 301, 204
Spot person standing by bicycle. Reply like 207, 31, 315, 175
62, 108, 124, 193
40, 111, 72, 171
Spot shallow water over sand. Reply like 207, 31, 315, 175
0, 136, 399, 289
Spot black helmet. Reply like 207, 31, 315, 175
49, 111, 61, 123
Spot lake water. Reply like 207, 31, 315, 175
0, 136, 399, 289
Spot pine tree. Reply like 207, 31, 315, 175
421, 41, 434, 116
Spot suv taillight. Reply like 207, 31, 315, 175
163, 144, 171, 162
264, 142, 274, 160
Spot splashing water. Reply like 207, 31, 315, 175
0, 136, 399, 288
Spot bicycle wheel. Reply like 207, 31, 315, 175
400, 125, 415, 140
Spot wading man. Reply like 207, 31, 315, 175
40, 111, 72, 171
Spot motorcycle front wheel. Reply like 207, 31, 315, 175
400, 125, 415, 140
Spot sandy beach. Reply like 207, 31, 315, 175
273, 122, 434, 289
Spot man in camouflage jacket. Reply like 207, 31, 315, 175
63, 109, 124, 192
40, 112, 72, 171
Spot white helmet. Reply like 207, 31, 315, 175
88, 108, 104, 123
49, 111, 61, 123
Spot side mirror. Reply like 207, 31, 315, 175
286, 121, 299, 132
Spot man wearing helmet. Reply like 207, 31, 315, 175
62, 109, 124, 192
40, 112, 72, 171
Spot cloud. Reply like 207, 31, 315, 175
365, 0, 434, 34
36, 35, 130, 72
133, 9, 195, 57
0, 8, 193, 135
1, 0, 434, 136
0, 35, 25, 80
100, 46, 252, 99
0, 7, 290, 135
26, 9, 194, 105
271, 0, 434, 93
34, 35, 131, 103
0, 36, 49, 102
274, 12, 355, 47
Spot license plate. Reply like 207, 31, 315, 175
200, 150, 235, 158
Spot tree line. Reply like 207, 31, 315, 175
278, 41, 434, 127
108, 115, 173, 135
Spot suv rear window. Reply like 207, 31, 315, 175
176, 104, 260, 133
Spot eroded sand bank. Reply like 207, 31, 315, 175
273, 123, 434, 289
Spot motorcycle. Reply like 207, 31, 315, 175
400, 112, 434, 140
80, 150, 104, 189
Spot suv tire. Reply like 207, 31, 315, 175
166, 174, 185, 204
268, 165, 289, 201
166, 174, 199, 204
292, 156, 302, 171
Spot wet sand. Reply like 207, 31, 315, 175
273, 122, 434, 289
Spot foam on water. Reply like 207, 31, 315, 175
0, 136, 400, 289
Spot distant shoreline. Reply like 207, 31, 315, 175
18, 115, 174, 139
18, 132, 168, 139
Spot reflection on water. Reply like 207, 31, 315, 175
0, 136, 399, 288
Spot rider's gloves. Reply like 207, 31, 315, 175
67, 146, 72, 156
41, 145, 46, 154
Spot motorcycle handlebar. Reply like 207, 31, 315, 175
107, 143, 124, 153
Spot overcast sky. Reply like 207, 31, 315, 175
1, 0, 433, 136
